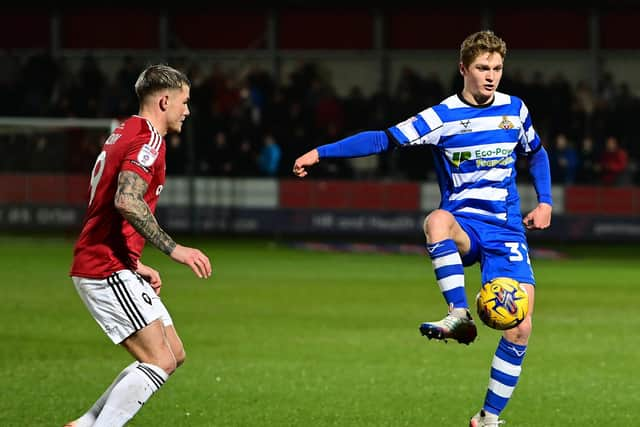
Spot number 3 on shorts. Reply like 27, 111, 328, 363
504, 242, 531, 265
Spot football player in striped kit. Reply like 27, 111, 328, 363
293, 30, 552, 426
66, 65, 212, 427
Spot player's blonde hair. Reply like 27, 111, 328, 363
134, 64, 191, 102
459, 30, 507, 68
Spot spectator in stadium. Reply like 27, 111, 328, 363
576, 136, 599, 184
66, 64, 212, 427
293, 30, 552, 427
205, 130, 235, 176
572, 80, 597, 138
233, 138, 259, 177
257, 132, 282, 176
550, 133, 579, 184
599, 135, 630, 186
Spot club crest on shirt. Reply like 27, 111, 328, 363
499, 116, 514, 130
137, 144, 159, 167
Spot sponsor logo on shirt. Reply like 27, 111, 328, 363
459, 119, 472, 133
475, 147, 513, 158
129, 159, 151, 173
452, 151, 472, 167
450, 147, 514, 167
137, 144, 159, 167
476, 157, 515, 167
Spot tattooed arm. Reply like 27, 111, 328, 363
114, 170, 176, 255
115, 170, 212, 278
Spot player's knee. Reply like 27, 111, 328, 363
175, 348, 186, 368
152, 352, 178, 375
504, 316, 532, 345
163, 358, 178, 375
424, 209, 455, 238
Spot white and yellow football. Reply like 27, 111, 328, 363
476, 277, 528, 330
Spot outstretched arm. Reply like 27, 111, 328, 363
293, 130, 391, 177
115, 170, 212, 278
522, 147, 553, 230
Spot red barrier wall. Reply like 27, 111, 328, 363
2, 174, 640, 217
565, 186, 640, 215
0, 174, 88, 205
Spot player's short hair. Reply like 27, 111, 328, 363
459, 30, 507, 68
134, 64, 191, 102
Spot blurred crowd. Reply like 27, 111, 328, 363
1, 50, 638, 186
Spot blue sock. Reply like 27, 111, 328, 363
483, 337, 527, 415
426, 239, 467, 309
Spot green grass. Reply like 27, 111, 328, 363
1, 235, 639, 426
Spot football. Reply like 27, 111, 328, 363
476, 277, 529, 330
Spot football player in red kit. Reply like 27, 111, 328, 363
66, 64, 211, 427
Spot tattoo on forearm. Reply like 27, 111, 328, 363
115, 171, 176, 255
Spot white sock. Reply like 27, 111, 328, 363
71, 361, 138, 427
92, 363, 169, 427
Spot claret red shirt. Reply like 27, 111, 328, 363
70, 116, 166, 279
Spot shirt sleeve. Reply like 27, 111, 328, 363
387, 106, 444, 146
317, 131, 390, 158
121, 130, 162, 184
528, 146, 553, 205
516, 99, 542, 155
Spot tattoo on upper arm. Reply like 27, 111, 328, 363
115, 170, 176, 255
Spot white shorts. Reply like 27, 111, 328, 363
72, 270, 173, 344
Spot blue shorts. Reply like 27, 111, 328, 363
456, 215, 535, 286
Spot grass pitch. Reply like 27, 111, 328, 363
0, 234, 638, 426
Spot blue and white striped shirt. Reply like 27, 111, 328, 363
387, 92, 541, 225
